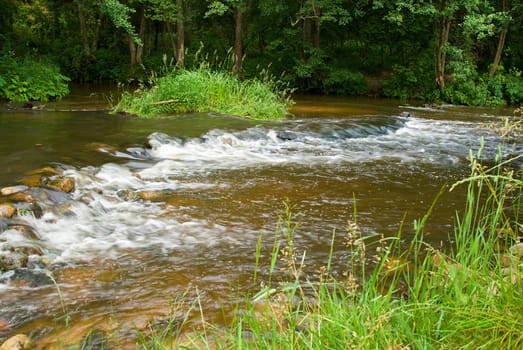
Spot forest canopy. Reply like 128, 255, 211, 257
1, 0, 523, 105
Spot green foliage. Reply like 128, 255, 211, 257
504, 70, 523, 105
113, 67, 292, 119
1, 0, 522, 105
0, 52, 70, 102
443, 61, 523, 106
99, 0, 141, 45
322, 69, 368, 95
381, 52, 438, 101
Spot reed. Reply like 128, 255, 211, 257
112, 68, 293, 120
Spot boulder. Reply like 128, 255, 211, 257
0, 252, 28, 271
0, 186, 28, 196
4, 192, 34, 203
0, 334, 33, 350
276, 130, 297, 141
28, 188, 70, 207
0, 204, 16, 219
43, 177, 75, 193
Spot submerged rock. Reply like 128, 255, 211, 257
0, 252, 28, 271
0, 269, 54, 287
138, 191, 173, 202
17, 174, 44, 188
0, 334, 33, 350
25, 166, 62, 176
28, 188, 71, 207
276, 130, 297, 141
117, 189, 140, 201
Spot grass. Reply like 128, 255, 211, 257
112, 67, 293, 120
134, 141, 523, 349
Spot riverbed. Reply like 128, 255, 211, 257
0, 89, 518, 348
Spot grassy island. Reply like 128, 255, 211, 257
113, 68, 293, 120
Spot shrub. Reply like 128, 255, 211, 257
381, 50, 438, 101
504, 69, 523, 105
0, 52, 69, 102
322, 69, 368, 95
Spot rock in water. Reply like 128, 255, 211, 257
0, 334, 33, 350
0, 186, 28, 196
0, 204, 16, 219
44, 177, 75, 193
276, 130, 297, 141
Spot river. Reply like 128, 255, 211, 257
0, 88, 518, 348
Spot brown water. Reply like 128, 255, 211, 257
0, 88, 517, 348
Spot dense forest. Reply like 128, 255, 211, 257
1, 0, 523, 105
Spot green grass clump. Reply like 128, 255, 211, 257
112, 68, 292, 119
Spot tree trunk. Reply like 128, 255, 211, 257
489, 26, 508, 76
166, 22, 177, 59
176, 0, 185, 68
435, 15, 451, 92
77, 1, 91, 59
233, 6, 244, 76
312, 6, 320, 49
129, 6, 146, 67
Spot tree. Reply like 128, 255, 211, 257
206, 0, 249, 75
149, 0, 185, 67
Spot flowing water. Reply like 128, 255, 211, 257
0, 89, 518, 347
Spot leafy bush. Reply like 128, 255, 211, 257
504, 69, 523, 105
0, 52, 69, 102
322, 69, 368, 95
382, 64, 438, 101
113, 68, 292, 119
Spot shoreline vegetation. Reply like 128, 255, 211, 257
2, 1, 523, 107
111, 67, 293, 120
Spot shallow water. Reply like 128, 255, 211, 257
0, 90, 518, 347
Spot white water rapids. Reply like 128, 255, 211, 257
6, 115, 508, 263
